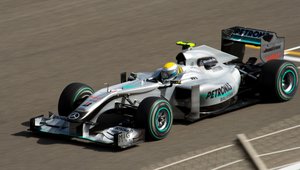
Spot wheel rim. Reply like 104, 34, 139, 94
155, 107, 170, 133
281, 70, 296, 94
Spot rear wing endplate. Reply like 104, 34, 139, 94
221, 26, 285, 62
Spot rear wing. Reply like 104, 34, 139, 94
221, 26, 285, 62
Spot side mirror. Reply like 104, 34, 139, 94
197, 57, 218, 70
128, 72, 137, 81
120, 72, 126, 83
203, 62, 217, 69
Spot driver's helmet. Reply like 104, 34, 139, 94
161, 62, 182, 81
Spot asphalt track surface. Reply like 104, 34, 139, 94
1, 0, 300, 169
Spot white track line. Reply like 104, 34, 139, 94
249, 124, 300, 141
284, 55, 300, 63
211, 159, 243, 170
153, 144, 233, 170
270, 161, 300, 170
285, 46, 300, 51
154, 124, 300, 170
259, 146, 300, 157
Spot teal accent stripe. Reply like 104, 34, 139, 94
219, 89, 233, 98
122, 84, 137, 89
231, 35, 261, 45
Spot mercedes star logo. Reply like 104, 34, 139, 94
68, 112, 80, 120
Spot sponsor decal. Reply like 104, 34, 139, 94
265, 52, 281, 61
118, 132, 133, 146
112, 127, 135, 146
89, 95, 100, 99
89, 95, 102, 102
206, 83, 233, 99
114, 126, 132, 133
83, 102, 92, 107
263, 45, 281, 53
233, 28, 269, 38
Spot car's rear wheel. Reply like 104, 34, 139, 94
260, 60, 298, 101
136, 97, 173, 141
58, 82, 94, 116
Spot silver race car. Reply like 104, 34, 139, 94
30, 26, 299, 148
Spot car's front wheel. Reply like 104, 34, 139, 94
58, 82, 94, 116
136, 97, 173, 141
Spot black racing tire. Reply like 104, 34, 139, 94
58, 82, 94, 116
136, 97, 173, 141
260, 60, 298, 102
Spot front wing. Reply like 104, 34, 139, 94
29, 114, 145, 149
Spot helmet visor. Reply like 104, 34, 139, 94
161, 69, 177, 79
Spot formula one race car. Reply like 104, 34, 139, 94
30, 26, 299, 148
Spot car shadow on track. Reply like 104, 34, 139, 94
12, 120, 137, 152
